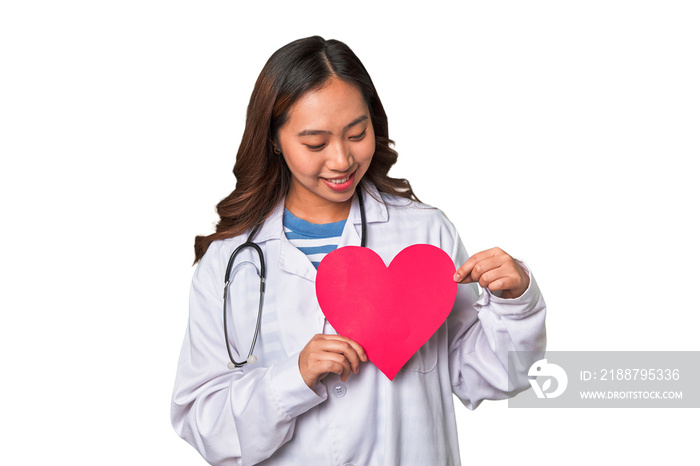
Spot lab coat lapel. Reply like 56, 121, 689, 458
252, 199, 317, 282
278, 236, 317, 281
253, 200, 321, 356
275, 239, 321, 355
339, 194, 363, 248
339, 181, 389, 248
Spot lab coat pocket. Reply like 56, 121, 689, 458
401, 338, 438, 373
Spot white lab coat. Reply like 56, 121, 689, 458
171, 182, 547, 466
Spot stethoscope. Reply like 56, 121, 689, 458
223, 185, 368, 370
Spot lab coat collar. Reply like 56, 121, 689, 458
251, 180, 389, 244
348, 180, 389, 228
250, 181, 389, 282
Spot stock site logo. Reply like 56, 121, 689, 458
528, 359, 568, 399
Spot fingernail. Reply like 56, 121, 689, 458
453, 273, 460, 282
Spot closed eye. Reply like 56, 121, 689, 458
349, 130, 366, 141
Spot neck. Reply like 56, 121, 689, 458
285, 191, 352, 224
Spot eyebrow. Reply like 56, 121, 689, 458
297, 115, 368, 137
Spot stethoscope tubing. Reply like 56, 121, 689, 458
223, 229, 265, 368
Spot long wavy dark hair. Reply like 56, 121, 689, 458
194, 36, 418, 263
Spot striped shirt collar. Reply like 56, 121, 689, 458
251, 181, 389, 244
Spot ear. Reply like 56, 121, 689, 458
271, 138, 282, 155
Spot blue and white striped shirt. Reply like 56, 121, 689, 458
283, 209, 346, 269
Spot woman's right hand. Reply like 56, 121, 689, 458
298, 334, 367, 389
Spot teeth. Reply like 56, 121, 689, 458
327, 175, 350, 184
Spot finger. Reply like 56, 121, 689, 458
486, 268, 530, 298
301, 335, 362, 387
322, 353, 352, 381
340, 336, 368, 363
453, 248, 504, 283
320, 335, 368, 364
311, 338, 363, 374
313, 352, 351, 379
299, 354, 342, 388
335, 341, 363, 374
477, 264, 513, 290
467, 255, 506, 284
482, 274, 516, 291
477, 263, 527, 296
454, 257, 476, 283
340, 363, 351, 382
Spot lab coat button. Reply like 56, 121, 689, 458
333, 383, 347, 398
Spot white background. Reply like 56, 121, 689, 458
1, 1, 698, 464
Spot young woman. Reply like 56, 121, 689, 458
171, 36, 546, 466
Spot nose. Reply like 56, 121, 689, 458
326, 140, 354, 172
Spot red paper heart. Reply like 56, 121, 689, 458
316, 244, 458, 380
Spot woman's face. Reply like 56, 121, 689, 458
276, 78, 375, 222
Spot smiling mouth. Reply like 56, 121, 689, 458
321, 170, 356, 192
324, 174, 353, 184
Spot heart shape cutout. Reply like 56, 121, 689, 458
316, 244, 458, 380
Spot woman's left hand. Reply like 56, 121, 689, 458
453, 247, 530, 299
